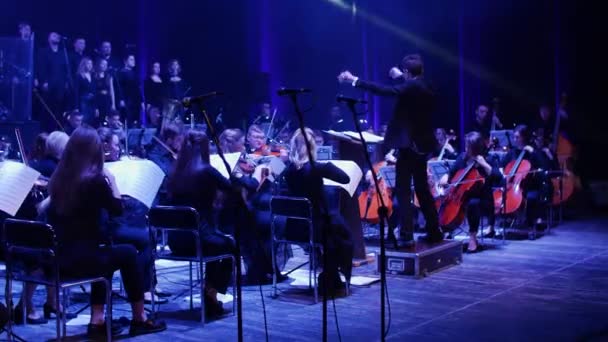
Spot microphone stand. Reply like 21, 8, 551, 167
194, 102, 244, 342
343, 100, 390, 341
284, 93, 330, 342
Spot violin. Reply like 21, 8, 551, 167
492, 148, 530, 214
438, 158, 485, 229
151, 135, 178, 160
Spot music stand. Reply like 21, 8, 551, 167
378, 165, 396, 188
427, 160, 454, 183
490, 130, 514, 149
316, 146, 333, 161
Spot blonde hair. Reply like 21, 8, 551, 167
289, 127, 316, 169
45, 131, 70, 159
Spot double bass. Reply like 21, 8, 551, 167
550, 93, 577, 204
493, 148, 530, 214
438, 158, 485, 230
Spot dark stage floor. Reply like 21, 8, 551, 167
2, 215, 608, 341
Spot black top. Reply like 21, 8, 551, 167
76, 74, 96, 102
36, 47, 69, 91
168, 165, 232, 224
144, 78, 164, 108
283, 161, 349, 220
117, 68, 142, 105
68, 51, 84, 77
165, 78, 189, 101
355, 78, 436, 153
448, 152, 502, 191
500, 147, 556, 190
47, 175, 123, 248
30, 155, 59, 178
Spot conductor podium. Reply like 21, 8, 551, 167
378, 240, 462, 278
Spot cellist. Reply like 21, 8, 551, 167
500, 124, 554, 230
438, 131, 502, 253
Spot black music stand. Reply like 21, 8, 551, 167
379, 165, 396, 188
427, 160, 454, 183
490, 130, 514, 150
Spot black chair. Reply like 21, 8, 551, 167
1, 218, 112, 341
147, 205, 236, 324
270, 196, 323, 303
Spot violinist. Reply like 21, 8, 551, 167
500, 124, 554, 230
246, 124, 289, 161
166, 129, 235, 316
30, 131, 69, 178
147, 124, 182, 175
438, 131, 502, 253
97, 127, 170, 305
284, 127, 353, 296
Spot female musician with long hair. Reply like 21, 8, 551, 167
144, 62, 164, 110
438, 131, 502, 252
94, 58, 116, 119
166, 129, 235, 316
76, 57, 98, 126
283, 127, 353, 295
47, 126, 166, 337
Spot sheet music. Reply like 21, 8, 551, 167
342, 131, 384, 143
0, 161, 41, 216
322, 130, 350, 140
104, 159, 165, 208
210, 152, 241, 179
320, 160, 362, 197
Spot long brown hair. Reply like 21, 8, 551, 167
168, 129, 209, 195
465, 131, 485, 158
289, 127, 316, 169
49, 126, 104, 214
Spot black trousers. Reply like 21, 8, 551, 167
58, 244, 144, 305
167, 229, 235, 294
112, 226, 154, 292
395, 148, 440, 239
466, 192, 496, 234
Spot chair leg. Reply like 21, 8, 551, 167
271, 238, 277, 298
55, 282, 61, 341
105, 279, 112, 342
62, 288, 68, 338
20, 285, 26, 326
189, 261, 194, 310
232, 256, 236, 316
6, 277, 14, 341
199, 261, 205, 325
312, 245, 318, 304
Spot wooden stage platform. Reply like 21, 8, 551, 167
3, 214, 608, 341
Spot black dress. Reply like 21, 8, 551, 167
76, 74, 97, 126
95, 73, 113, 118
144, 77, 164, 109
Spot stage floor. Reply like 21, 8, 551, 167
3, 214, 608, 341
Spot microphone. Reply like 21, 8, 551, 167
182, 91, 223, 107
336, 94, 367, 104
277, 87, 312, 96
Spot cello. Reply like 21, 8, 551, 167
493, 148, 530, 214
413, 130, 456, 208
358, 151, 394, 223
438, 159, 484, 229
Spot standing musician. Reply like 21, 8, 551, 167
438, 131, 502, 253
338, 53, 442, 247
470, 104, 502, 140
500, 124, 554, 230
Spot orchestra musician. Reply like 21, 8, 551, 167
147, 124, 182, 175
30, 131, 69, 178
438, 131, 502, 253
338, 53, 443, 247
246, 124, 289, 161
432, 128, 458, 160
500, 124, 555, 230
283, 127, 353, 296
45, 126, 166, 337
470, 104, 502, 140
165, 129, 235, 316
97, 127, 170, 304
64, 110, 84, 135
